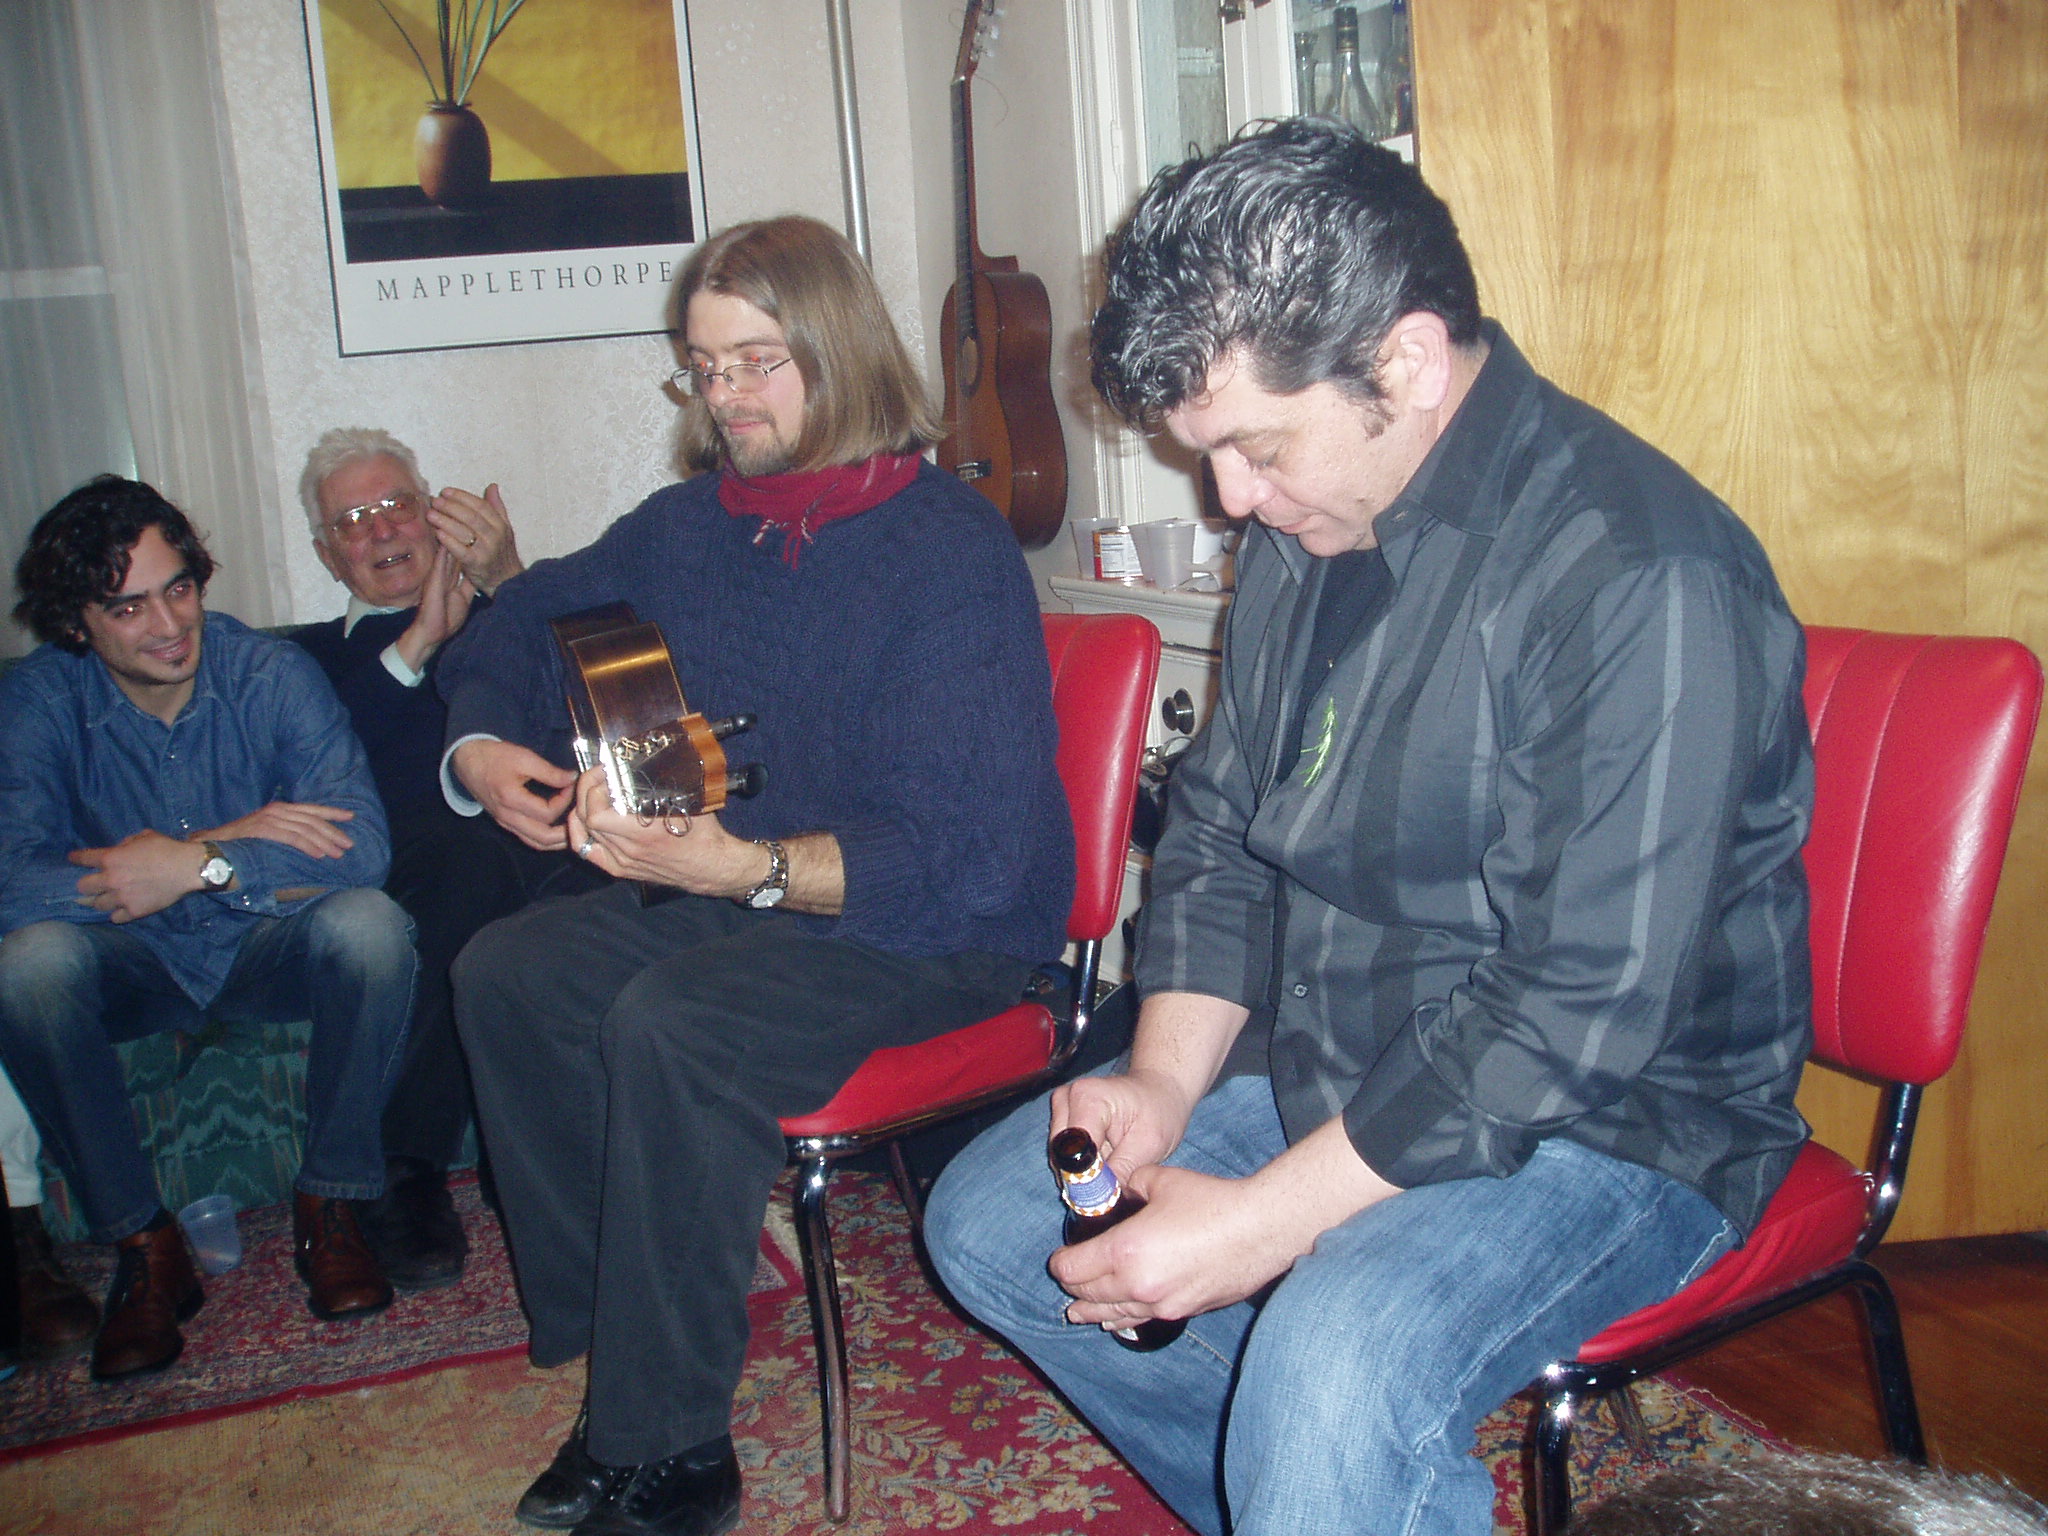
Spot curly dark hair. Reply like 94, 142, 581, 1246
1091, 117, 1482, 426
13, 476, 216, 653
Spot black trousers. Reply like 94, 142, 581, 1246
381, 806, 607, 1168
452, 881, 1030, 1465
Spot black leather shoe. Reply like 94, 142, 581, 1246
355, 1156, 467, 1291
572, 1437, 741, 1536
516, 1406, 628, 1529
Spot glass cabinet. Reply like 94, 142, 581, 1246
1068, 0, 1417, 533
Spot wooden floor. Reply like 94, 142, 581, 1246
1676, 1232, 2048, 1500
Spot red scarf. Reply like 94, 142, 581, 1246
718, 453, 922, 566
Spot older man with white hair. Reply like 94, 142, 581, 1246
291, 429, 602, 1291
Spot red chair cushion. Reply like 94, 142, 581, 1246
1570, 1141, 1874, 1362
779, 1003, 1059, 1138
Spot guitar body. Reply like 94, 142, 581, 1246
938, 260, 1066, 549
550, 602, 763, 824
939, 0, 1068, 551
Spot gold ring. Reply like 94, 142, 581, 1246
466, 534, 478, 547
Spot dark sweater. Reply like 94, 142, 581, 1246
290, 607, 465, 820
437, 464, 1073, 965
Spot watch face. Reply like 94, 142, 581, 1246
200, 856, 233, 889
748, 885, 786, 909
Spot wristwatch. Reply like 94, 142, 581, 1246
739, 839, 789, 909
196, 840, 234, 892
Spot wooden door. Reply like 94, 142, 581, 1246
1414, 0, 2048, 1239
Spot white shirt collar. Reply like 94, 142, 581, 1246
342, 595, 407, 638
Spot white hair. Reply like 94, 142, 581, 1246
298, 428, 429, 542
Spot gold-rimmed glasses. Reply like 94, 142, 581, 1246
326, 490, 424, 543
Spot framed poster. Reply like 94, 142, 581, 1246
301, 0, 707, 356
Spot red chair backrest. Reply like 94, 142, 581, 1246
1042, 612, 1162, 945
1801, 626, 2042, 1084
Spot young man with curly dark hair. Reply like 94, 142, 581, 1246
0, 476, 414, 1381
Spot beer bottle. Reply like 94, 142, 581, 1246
1048, 1126, 1186, 1351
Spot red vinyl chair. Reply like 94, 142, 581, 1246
779, 610, 1161, 1520
1531, 626, 2044, 1533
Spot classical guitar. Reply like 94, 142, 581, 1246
936, 0, 1067, 550
550, 602, 765, 829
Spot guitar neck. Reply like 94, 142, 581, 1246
951, 73, 979, 346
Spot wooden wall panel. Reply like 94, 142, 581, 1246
1415, 0, 2048, 1238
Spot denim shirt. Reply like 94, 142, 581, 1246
1136, 325, 1812, 1237
0, 612, 390, 1007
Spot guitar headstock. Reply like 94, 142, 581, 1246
954, 0, 999, 86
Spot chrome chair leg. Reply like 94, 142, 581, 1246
792, 1156, 852, 1521
1850, 1259, 1927, 1463
1532, 1379, 1582, 1536
887, 1141, 923, 1231
1610, 1380, 1650, 1455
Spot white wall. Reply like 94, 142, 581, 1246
210, 0, 968, 623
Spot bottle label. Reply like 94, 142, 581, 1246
1059, 1161, 1120, 1218
1093, 527, 1143, 582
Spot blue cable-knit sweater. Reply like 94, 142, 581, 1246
437, 463, 1073, 965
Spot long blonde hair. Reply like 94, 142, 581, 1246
669, 216, 938, 474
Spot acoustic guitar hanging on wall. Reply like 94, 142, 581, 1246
936, 0, 1067, 550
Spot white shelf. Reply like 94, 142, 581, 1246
1049, 575, 1230, 653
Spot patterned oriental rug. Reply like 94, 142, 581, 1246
0, 1172, 1774, 1534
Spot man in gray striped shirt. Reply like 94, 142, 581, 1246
927, 118, 1812, 1536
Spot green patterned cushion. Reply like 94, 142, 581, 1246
36, 1021, 312, 1243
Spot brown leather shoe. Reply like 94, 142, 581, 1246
90, 1217, 204, 1381
10, 1203, 101, 1360
293, 1192, 393, 1321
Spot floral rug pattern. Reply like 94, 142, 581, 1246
0, 1171, 1771, 1533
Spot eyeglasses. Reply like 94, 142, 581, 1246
669, 357, 797, 397
326, 490, 424, 542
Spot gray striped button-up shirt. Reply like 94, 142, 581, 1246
1136, 324, 1811, 1237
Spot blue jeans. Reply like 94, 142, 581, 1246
925, 1074, 1734, 1536
0, 889, 415, 1241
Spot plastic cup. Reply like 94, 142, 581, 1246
177, 1193, 242, 1275
1130, 519, 1200, 590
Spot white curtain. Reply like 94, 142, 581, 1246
0, 0, 281, 658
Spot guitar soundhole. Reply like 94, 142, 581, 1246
958, 336, 983, 392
